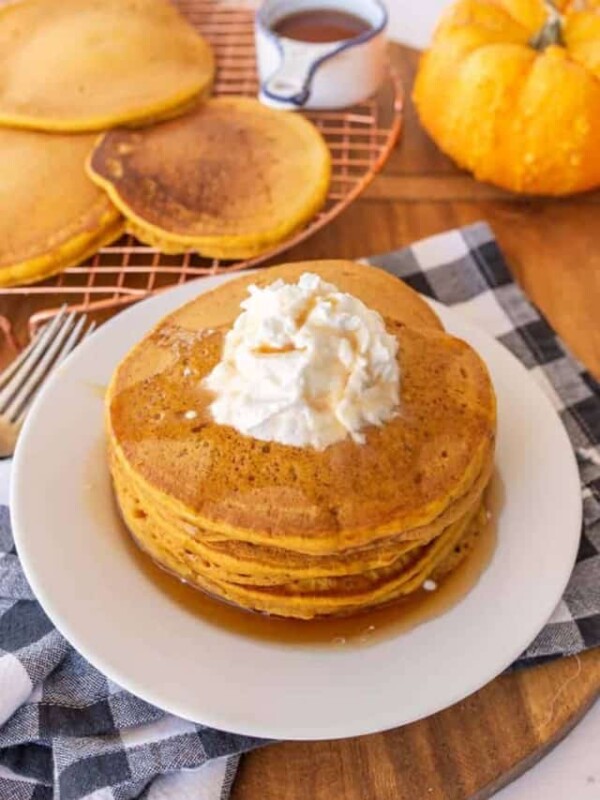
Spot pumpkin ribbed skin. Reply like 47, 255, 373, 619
413, 0, 600, 195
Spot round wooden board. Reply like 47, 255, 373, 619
228, 44, 600, 799
233, 651, 600, 800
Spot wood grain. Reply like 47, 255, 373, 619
229, 44, 600, 799
0, 42, 597, 800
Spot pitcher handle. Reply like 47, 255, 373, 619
260, 40, 341, 107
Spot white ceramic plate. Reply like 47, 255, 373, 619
12, 275, 581, 740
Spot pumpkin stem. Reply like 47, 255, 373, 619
530, 1, 564, 50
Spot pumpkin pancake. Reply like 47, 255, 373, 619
187, 506, 486, 619
107, 262, 496, 555
116, 468, 487, 618
111, 450, 452, 584
111, 423, 493, 554
108, 261, 496, 618
0, 0, 214, 132
113, 450, 487, 593
0, 128, 123, 287
87, 97, 331, 259
165, 261, 444, 334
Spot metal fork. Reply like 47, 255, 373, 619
0, 309, 95, 457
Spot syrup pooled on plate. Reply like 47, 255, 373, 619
272, 9, 372, 43
117, 475, 501, 649
104, 263, 498, 630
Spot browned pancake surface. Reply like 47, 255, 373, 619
107, 266, 496, 551
0, 128, 122, 286
88, 97, 331, 257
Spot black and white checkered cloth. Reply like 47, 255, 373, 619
0, 222, 598, 799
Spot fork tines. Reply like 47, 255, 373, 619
0, 309, 95, 426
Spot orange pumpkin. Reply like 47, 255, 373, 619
413, 0, 600, 195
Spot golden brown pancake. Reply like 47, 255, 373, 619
115, 464, 487, 618
0, 128, 123, 287
171, 261, 444, 334
0, 0, 214, 132
107, 262, 496, 552
87, 97, 331, 259
107, 261, 496, 618
111, 416, 493, 553
185, 507, 485, 618
111, 449, 451, 584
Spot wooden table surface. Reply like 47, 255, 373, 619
229, 44, 600, 800
0, 43, 597, 800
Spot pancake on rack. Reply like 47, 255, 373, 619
87, 97, 331, 259
0, 0, 214, 132
107, 260, 496, 619
0, 128, 123, 287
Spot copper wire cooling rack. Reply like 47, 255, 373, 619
2, 0, 403, 336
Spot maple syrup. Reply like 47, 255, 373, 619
117, 474, 502, 648
272, 9, 372, 43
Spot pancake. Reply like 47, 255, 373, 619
166, 261, 444, 334
0, 128, 123, 287
117, 466, 487, 618
111, 448, 455, 584
87, 97, 331, 259
182, 505, 486, 619
107, 261, 496, 618
107, 262, 496, 554
111, 419, 493, 555
114, 452, 487, 589
0, 0, 214, 132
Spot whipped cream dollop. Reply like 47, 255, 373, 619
203, 273, 400, 449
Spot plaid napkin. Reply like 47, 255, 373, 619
1, 222, 598, 799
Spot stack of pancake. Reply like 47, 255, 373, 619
0, 0, 329, 285
0, 0, 214, 286
107, 261, 496, 619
